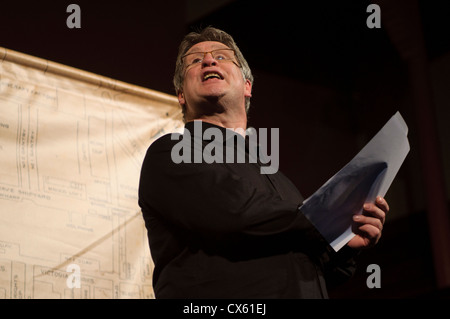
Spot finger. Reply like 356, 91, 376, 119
355, 223, 382, 242
353, 214, 383, 231
375, 196, 389, 214
362, 203, 386, 225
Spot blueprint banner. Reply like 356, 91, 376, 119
0, 47, 183, 298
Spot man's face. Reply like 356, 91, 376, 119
178, 41, 252, 119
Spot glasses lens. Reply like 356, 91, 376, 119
184, 52, 203, 66
213, 49, 234, 61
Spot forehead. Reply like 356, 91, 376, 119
186, 41, 231, 54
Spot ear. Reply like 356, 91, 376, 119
177, 91, 185, 105
244, 79, 252, 98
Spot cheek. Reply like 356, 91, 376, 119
229, 72, 248, 92
185, 69, 201, 86
180, 74, 196, 98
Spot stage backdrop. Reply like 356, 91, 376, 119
0, 47, 183, 299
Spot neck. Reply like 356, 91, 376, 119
186, 105, 247, 136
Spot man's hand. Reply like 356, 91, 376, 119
347, 196, 389, 250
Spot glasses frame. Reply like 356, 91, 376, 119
182, 48, 240, 69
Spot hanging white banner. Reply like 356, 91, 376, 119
0, 47, 183, 299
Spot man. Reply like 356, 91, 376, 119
138, 27, 389, 298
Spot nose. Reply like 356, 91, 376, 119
202, 52, 217, 67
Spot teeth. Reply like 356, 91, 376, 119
204, 73, 221, 80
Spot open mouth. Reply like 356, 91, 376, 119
202, 71, 223, 82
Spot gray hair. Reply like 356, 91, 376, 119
173, 27, 254, 120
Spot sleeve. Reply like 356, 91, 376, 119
138, 135, 331, 257
321, 245, 359, 288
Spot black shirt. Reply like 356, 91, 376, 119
138, 121, 356, 298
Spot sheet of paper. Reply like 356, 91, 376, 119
300, 111, 410, 251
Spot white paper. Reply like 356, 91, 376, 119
300, 112, 410, 251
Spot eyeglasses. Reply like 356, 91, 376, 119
182, 48, 239, 68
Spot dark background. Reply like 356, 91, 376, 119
1, 0, 450, 298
